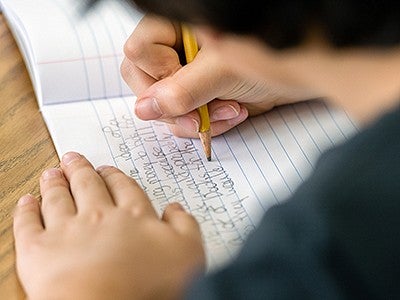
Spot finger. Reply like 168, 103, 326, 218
40, 168, 76, 228
13, 194, 44, 249
134, 49, 235, 120
124, 16, 181, 81
60, 152, 114, 212
150, 99, 244, 128
162, 202, 202, 242
173, 99, 243, 132
167, 105, 248, 138
96, 165, 157, 217
208, 100, 242, 122
120, 57, 158, 96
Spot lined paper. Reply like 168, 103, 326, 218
1, 0, 143, 104
42, 97, 358, 270
1, 0, 358, 271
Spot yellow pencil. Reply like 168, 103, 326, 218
181, 23, 212, 161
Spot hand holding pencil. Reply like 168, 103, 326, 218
181, 23, 212, 161
123, 16, 250, 149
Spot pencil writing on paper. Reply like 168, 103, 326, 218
181, 23, 212, 161
2, 0, 358, 271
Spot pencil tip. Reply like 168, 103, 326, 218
198, 130, 212, 162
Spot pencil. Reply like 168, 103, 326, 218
181, 23, 212, 161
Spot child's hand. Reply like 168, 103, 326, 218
122, 15, 315, 138
14, 152, 205, 300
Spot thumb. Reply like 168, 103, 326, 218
134, 49, 233, 120
162, 202, 202, 241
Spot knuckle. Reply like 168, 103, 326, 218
71, 167, 102, 191
123, 38, 143, 61
84, 209, 106, 226
152, 67, 173, 81
109, 174, 131, 191
41, 194, 63, 210
130, 204, 148, 218
164, 87, 196, 116
19, 236, 45, 254
120, 58, 133, 82
152, 55, 180, 80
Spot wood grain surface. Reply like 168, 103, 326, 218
0, 13, 59, 299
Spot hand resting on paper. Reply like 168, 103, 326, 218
121, 15, 320, 138
13, 151, 205, 300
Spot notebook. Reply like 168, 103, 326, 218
0, 0, 358, 271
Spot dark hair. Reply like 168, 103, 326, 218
87, 0, 400, 49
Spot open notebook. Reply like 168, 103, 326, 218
1, 0, 358, 271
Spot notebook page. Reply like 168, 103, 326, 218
41, 97, 358, 271
0, 0, 142, 105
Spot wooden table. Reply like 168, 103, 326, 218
0, 13, 59, 299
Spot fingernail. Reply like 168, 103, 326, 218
18, 194, 35, 206
135, 97, 162, 119
176, 116, 199, 133
42, 168, 62, 180
212, 104, 239, 120
227, 107, 248, 126
62, 152, 81, 165
96, 165, 113, 173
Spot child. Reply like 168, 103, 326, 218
14, 0, 400, 298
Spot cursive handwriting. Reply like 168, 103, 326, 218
102, 115, 255, 270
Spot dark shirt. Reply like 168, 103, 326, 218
186, 104, 400, 299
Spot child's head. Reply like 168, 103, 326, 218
120, 0, 400, 49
